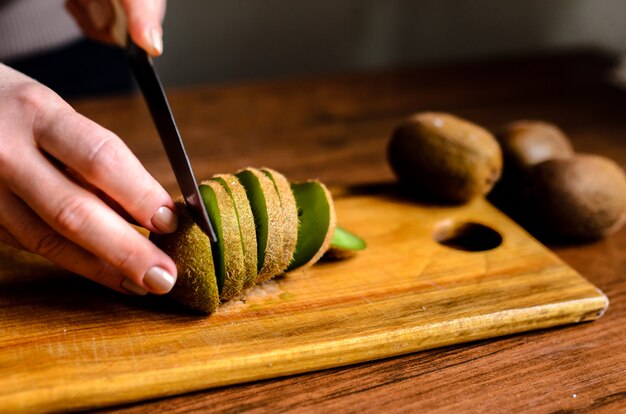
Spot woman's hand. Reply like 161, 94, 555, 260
0, 64, 178, 295
65, 0, 166, 56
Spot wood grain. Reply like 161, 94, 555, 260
0, 189, 607, 412
2, 51, 626, 413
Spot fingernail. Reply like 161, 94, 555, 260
148, 27, 163, 55
151, 206, 178, 233
121, 278, 148, 296
144, 266, 176, 294
86, 0, 108, 31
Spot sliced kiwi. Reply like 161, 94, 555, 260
212, 174, 258, 289
151, 169, 350, 314
235, 168, 285, 282
324, 226, 367, 260
199, 181, 246, 300
149, 201, 219, 314
262, 168, 299, 274
287, 181, 336, 271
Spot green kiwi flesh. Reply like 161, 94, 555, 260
149, 201, 219, 313
287, 181, 336, 271
327, 226, 367, 257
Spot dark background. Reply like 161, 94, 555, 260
155, 0, 626, 86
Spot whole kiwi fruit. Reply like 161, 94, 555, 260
526, 154, 626, 240
388, 112, 502, 203
498, 120, 574, 173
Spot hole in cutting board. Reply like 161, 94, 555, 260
433, 220, 503, 252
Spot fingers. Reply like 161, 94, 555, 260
0, 224, 25, 250
65, 0, 166, 56
121, 0, 166, 56
65, 0, 116, 45
35, 106, 177, 234
0, 188, 141, 295
4, 148, 178, 295
63, 167, 139, 225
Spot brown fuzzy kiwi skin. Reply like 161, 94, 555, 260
201, 180, 246, 301
262, 168, 299, 274
149, 201, 219, 314
212, 174, 258, 289
526, 154, 626, 240
388, 112, 502, 203
323, 246, 355, 261
237, 168, 285, 283
497, 120, 574, 173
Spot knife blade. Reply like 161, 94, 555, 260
125, 39, 217, 242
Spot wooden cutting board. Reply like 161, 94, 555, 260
0, 187, 608, 413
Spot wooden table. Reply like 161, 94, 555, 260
71, 51, 626, 412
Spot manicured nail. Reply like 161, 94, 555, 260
121, 278, 148, 296
151, 206, 178, 233
144, 266, 176, 294
86, 0, 108, 31
148, 27, 163, 55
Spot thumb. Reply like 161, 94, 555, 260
121, 0, 167, 57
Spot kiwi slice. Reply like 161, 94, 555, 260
212, 174, 258, 289
149, 201, 219, 313
262, 168, 299, 274
235, 168, 285, 282
325, 226, 367, 260
287, 181, 336, 271
199, 181, 246, 301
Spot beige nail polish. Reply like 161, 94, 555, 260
144, 266, 176, 294
151, 206, 178, 233
149, 28, 163, 55
86, 0, 109, 31
121, 278, 148, 296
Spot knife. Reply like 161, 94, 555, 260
125, 40, 217, 242
110, 2, 217, 242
